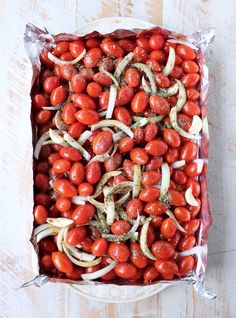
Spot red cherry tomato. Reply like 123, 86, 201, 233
75, 109, 99, 125
86, 161, 102, 184
130, 243, 148, 269
61, 103, 77, 125
125, 67, 141, 88
119, 137, 134, 153
176, 45, 196, 60
144, 201, 167, 215
54, 179, 77, 198
141, 170, 161, 186
151, 241, 175, 259
78, 182, 94, 196
33, 205, 48, 224
51, 252, 73, 273
35, 110, 51, 125
108, 242, 130, 262
177, 255, 195, 276
146, 157, 163, 170
68, 121, 86, 138
145, 138, 168, 156
91, 238, 108, 257
139, 187, 160, 202
182, 101, 200, 117
144, 265, 159, 281
118, 39, 136, 53
104, 151, 122, 172
86, 82, 102, 98
92, 131, 113, 155
149, 34, 165, 50
149, 95, 170, 115
84, 48, 102, 68
71, 74, 87, 93
59, 147, 82, 161
55, 197, 71, 212
126, 199, 143, 218
33, 94, 49, 109
182, 73, 200, 88
43, 76, 60, 94
130, 147, 149, 165
133, 46, 148, 63
59, 64, 78, 81
144, 123, 158, 142
131, 91, 149, 113
160, 218, 177, 239
155, 73, 170, 88
53, 42, 69, 57
40, 254, 54, 271
72, 203, 95, 225
174, 207, 191, 222
183, 219, 200, 235
52, 159, 71, 174
66, 227, 87, 246
69, 40, 85, 58
115, 262, 137, 279
34, 173, 50, 192
111, 220, 131, 235
69, 162, 85, 185
114, 107, 132, 126
66, 266, 85, 280
154, 259, 178, 278
115, 86, 134, 107
168, 189, 186, 206
71, 93, 96, 110
182, 60, 199, 73
180, 141, 198, 163
172, 169, 188, 185
101, 40, 124, 58
50, 86, 67, 106
163, 128, 181, 147
178, 235, 196, 251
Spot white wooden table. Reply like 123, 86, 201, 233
1, 1, 236, 317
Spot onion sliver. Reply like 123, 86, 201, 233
142, 76, 151, 94
171, 160, 186, 169
165, 210, 186, 233
170, 107, 197, 140
100, 65, 119, 88
46, 217, 73, 228
36, 227, 59, 243
77, 130, 92, 146
106, 85, 117, 119
131, 63, 157, 94
91, 120, 134, 138
193, 159, 204, 174
93, 171, 122, 198
114, 52, 134, 78
34, 131, 50, 159
86, 153, 110, 165
98, 110, 107, 117
132, 116, 164, 125
63, 132, 91, 161
65, 245, 95, 262
55, 110, 69, 131
81, 260, 117, 280
57, 226, 68, 252
179, 245, 207, 257
157, 83, 179, 98
133, 164, 141, 199
87, 197, 105, 209
159, 163, 170, 199
102, 215, 140, 242
185, 187, 199, 206
175, 80, 186, 112
189, 115, 202, 134
167, 39, 198, 50
105, 190, 115, 226
115, 191, 131, 205
33, 223, 54, 236
140, 221, 157, 260
49, 129, 67, 146
48, 49, 86, 65
63, 243, 101, 267
163, 47, 176, 76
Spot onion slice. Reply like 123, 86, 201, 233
132, 116, 164, 125
46, 217, 73, 228
87, 197, 105, 209
131, 63, 157, 94
104, 188, 115, 226
189, 115, 202, 134
102, 215, 140, 242
159, 163, 170, 199
115, 191, 131, 205
33, 223, 54, 236
71, 196, 87, 205
193, 159, 204, 174
91, 120, 134, 138
57, 226, 68, 252
175, 80, 186, 112
93, 171, 122, 198
34, 131, 50, 159
142, 76, 151, 94
49, 129, 67, 146
81, 260, 117, 281
55, 110, 69, 131
163, 47, 176, 76
114, 52, 134, 78
106, 85, 117, 119
171, 160, 186, 169
63, 243, 101, 267
48, 49, 86, 65
86, 153, 110, 165
65, 245, 95, 262
63, 132, 91, 161
185, 187, 199, 206
165, 210, 186, 233
133, 164, 142, 199
170, 107, 197, 140
167, 39, 198, 50
178, 245, 207, 257
140, 221, 157, 260
36, 227, 59, 243
157, 83, 179, 98
77, 130, 92, 146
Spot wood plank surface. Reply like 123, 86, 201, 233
0, 0, 236, 317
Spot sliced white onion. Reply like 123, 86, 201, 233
77, 130, 92, 146
65, 245, 95, 262
36, 227, 59, 243
87, 197, 105, 209
48, 49, 86, 65
189, 115, 203, 134
142, 76, 151, 94
106, 85, 117, 119
57, 226, 68, 252
170, 107, 197, 140
110, 142, 118, 157
193, 159, 204, 174
179, 245, 207, 257
102, 215, 140, 242
86, 153, 110, 165
112, 181, 133, 194
98, 110, 107, 117
81, 260, 117, 280
163, 46, 176, 76
49, 129, 67, 146
91, 120, 134, 138
167, 39, 198, 50
133, 164, 142, 199
114, 52, 134, 78
115, 191, 131, 205
140, 221, 157, 260
176, 80, 187, 112
131, 63, 157, 94
100, 65, 119, 88
55, 110, 69, 131
63, 242, 101, 267
104, 188, 115, 226
185, 187, 199, 206
33, 223, 54, 236
159, 162, 170, 199
34, 131, 50, 159
71, 196, 87, 205
171, 160, 186, 169
157, 83, 179, 98
63, 132, 91, 161
132, 116, 164, 125
46, 217, 74, 228
165, 210, 186, 233
93, 171, 122, 198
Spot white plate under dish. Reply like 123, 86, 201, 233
70, 17, 172, 303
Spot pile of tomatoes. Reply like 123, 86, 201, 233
32, 31, 202, 283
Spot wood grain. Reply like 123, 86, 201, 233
0, 0, 236, 317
